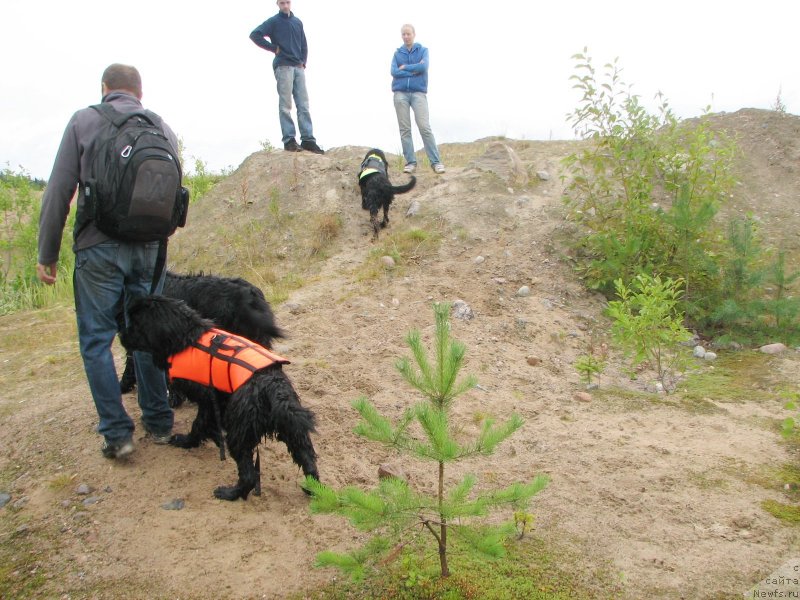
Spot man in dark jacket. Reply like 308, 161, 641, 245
36, 64, 174, 459
250, 0, 324, 154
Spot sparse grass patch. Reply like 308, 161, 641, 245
292, 534, 617, 599
307, 213, 343, 257
0, 306, 81, 399
675, 351, 780, 404
762, 499, 800, 525
591, 386, 656, 412
0, 515, 48, 598
356, 226, 442, 282
47, 473, 75, 492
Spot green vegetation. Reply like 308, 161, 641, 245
306, 303, 548, 580
562, 49, 800, 346
574, 342, 607, 387
0, 167, 74, 314
606, 274, 692, 392
291, 535, 617, 599
762, 500, 800, 525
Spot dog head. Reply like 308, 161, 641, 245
120, 295, 214, 368
361, 148, 388, 172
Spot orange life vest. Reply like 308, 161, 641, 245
167, 328, 289, 393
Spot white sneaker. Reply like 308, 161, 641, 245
433, 163, 446, 174
403, 163, 417, 174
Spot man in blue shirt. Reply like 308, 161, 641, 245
391, 24, 445, 174
250, 0, 324, 154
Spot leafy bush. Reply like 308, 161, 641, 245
606, 274, 692, 392
562, 49, 736, 320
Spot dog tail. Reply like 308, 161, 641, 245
391, 175, 416, 195
243, 286, 286, 346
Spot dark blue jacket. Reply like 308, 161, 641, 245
250, 11, 308, 69
391, 43, 429, 93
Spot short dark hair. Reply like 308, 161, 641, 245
102, 64, 142, 98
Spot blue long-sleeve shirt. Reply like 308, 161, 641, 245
391, 43, 429, 93
250, 11, 308, 70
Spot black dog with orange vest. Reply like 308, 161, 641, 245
121, 295, 318, 501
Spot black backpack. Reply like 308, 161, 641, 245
84, 103, 189, 243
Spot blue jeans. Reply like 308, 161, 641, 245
274, 65, 315, 145
393, 91, 441, 166
73, 241, 172, 443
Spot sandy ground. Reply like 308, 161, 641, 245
2, 108, 800, 599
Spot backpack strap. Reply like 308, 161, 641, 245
91, 102, 158, 128
150, 240, 167, 294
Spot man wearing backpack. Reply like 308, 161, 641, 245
37, 64, 178, 460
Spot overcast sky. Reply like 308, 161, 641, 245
3, 1, 798, 179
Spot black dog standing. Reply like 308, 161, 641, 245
358, 148, 416, 239
121, 295, 319, 501
118, 271, 284, 402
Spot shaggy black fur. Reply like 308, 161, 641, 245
118, 271, 284, 403
358, 148, 416, 239
120, 295, 318, 501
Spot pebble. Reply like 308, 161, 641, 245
161, 499, 185, 511
517, 286, 531, 297
380, 255, 396, 269
693, 345, 706, 358
76, 484, 93, 495
0, 493, 10, 509
760, 342, 787, 355
574, 392, 592, 402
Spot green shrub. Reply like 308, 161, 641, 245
606, 274, 692, 392
306, 303, 549, 579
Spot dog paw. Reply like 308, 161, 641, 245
302, 473, 320, 496
213, 484, 249, 501
169, 434, 197, 448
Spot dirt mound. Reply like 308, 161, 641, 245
2, 110, 800, 599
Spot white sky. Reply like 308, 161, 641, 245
3, 1, 798, 179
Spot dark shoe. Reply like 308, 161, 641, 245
300, 140, 325, 154
101, 438, 134, 459
283, 140, 302, 152
148, 431, 173, 445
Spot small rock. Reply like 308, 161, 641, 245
693, 345, 706, 358
72, 512, 91, 522
406, 200, 421, 217
0, 493, 10, 509
574, 392, 592, 403
380, 255, 396, 269
760, 342, 787, 355
82, 496, 102, 506
451, 300, 474, 321
12, 497, 28, 510
473, 256, 485, 264
391, 298, 400, 307
703, 351, 717, 361
76, 484, 93, 496
161, 499, 185, 511
517, 286, 531, 297
284, 302, 303, 315
378, 464, 406, 482
526, 356, 541, 366
536, 170, 550, 181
